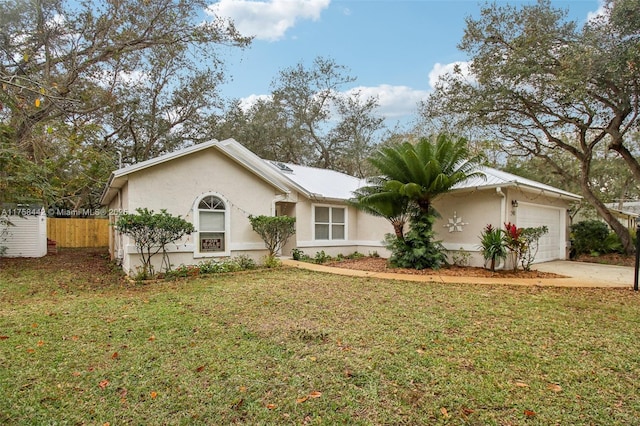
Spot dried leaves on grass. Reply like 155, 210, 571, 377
2, 249, 640, 425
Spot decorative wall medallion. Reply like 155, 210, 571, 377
444, 211, 468, 232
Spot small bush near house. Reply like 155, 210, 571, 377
386, 214, 447, 270
162, 256, 258, 281
518, 225, 549, 271
479, 224, 507, 271
262, 255, 282, 268
479, 223, 547, 272
234, 254, 257, 270
163, 264, 200, 280
115, 208, 194, 279
291, 248, 309, 261
314, 250, 332, 264
0, 215, 13, 256
248, 215, 296, 257
292, 249, 368, 264
570, 220, 610, 255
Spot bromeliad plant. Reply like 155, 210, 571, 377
479, 224, 507, 271
504, 222, 549, 271
479, 222, 549, 272
503, 222, 524, 271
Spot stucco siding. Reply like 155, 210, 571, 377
433, 190, 503, 267
113, 147, 288, 274
290, 199, 390, 257
433, 187, 573, 267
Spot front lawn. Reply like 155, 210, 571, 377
1, 250, 639, 424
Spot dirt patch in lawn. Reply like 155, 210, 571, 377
325, 257, 564, 278
0, 247, 118, 277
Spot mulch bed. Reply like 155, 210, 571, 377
327, 253, 638, 278
325, 257, 563, 278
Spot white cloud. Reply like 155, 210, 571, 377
207, 0, 331, 42
238, 84, 426, 123
347, 84, 429, 119
586, 0, 607, 22
238, 93, 272, 110
428, 61, 474, 90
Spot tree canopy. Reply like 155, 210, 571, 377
212, 57, 385, 177
422, 0, 640, 253
0, 0, 250, 209
352, 133, 485, 269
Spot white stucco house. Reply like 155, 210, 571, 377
100, 138, 581, 275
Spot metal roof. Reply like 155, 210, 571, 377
266, 162, 367, 202
100, 139, 581, 206
453, 166, 581, 200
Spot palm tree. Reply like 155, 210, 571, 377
369, 133, 485, 215
349, 176, 410, 240
355, 133, 485, 269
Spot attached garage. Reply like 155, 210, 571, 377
517, 203, 566, 263
435, 167, 581, 269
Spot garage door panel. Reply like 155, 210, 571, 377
517, 204, 563, 263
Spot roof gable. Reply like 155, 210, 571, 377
100, 139, 291, 205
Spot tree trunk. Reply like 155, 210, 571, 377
609, 142, 640, 183
392, 221, 405, 241
579, 170, 634, 255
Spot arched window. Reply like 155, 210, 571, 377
197, 195, 227, 254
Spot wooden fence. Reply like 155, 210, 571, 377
47, 218, 110, 248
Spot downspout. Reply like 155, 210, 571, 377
495, 187, 506, 270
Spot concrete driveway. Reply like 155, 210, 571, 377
533, 260, 636, 288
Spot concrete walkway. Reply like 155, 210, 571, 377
282, 259, 637, 289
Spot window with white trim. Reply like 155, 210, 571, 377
198, 195, 227, 253
314, 206, 345, 240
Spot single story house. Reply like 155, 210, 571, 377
100, 138, 581, 274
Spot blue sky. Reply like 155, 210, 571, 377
207, 0, 603, 127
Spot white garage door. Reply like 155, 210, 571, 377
517, 204, 564, 263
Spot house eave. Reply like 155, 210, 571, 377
450, 182, 582, 201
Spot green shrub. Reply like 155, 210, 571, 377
571, 220, 609, 255
248, 215, 296, 257
263, 255, 282, 268
164, 264, 199, 280
385, 213, 446, 270
233, 255, 256, 270
291, 248, 308, 261
115, 208, 194, 278
346, 251, 365, 260
313, 250, 332, 264
478, 224, 506, 271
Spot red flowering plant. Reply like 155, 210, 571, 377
503, 222, 524, 271
502, 222, 549, 271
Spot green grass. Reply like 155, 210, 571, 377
1, 250, 640, 425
